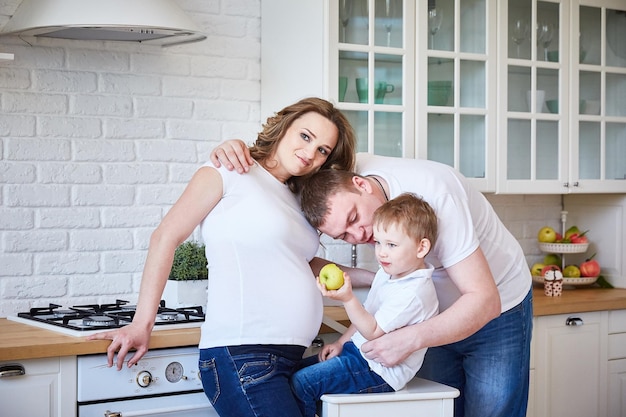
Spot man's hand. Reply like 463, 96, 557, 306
209, 139, 254, 173
360, 326, 416, 367
86, 323, 152, 370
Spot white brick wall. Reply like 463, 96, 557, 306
0, 0, 262, 316
0, 0, 566, 317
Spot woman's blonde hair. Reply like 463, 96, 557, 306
250, 97, 356, 193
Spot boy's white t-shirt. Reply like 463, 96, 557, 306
351, 263, 439, 391
198, 161, 323, 349
356, 153, 532, 313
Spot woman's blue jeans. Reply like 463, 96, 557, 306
291, 341, 394, 417
417, 288, 533, 417
199, 344, 306, 417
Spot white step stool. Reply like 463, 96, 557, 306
320, 377, 459, 417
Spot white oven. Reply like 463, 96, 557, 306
77, 347, 217, 417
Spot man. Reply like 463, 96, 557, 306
211, 147, 533, 417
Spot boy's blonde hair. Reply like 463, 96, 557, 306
373, 193, 438, 248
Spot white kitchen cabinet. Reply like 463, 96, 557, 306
261, 0, 498, 192
0, 356, 76, 417
608, 309, 626, 417
533, 311, 608, 417
497, 0, 626, 194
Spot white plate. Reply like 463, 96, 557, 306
538, 242, 589, 253
532, 275, 598, 286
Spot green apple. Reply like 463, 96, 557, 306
537, 226, 557, 243
319, 263, 344, 290
530, 263, 545, 276
563, 264, 581, 278
543, 253, 562, 266
564, 225, 580, 240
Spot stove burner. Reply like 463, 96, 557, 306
159, 311, 180, 321
15, 300, 205, 333
53, 309, 75, 318
83, 315, 116, 327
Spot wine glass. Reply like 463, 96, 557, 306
382, 0, 397, 47
511, 18, 529, 58
428, 8, 443, 49
537, 22, 555, 61
339, 0, 354, 43
361, 0, 369, 31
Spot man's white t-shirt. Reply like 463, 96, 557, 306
357, 153, 532, 313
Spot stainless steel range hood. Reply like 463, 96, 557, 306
1, 0, 207, 47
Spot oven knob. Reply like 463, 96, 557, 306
136, 370, 153, 388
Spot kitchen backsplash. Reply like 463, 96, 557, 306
0, 1, 622, 317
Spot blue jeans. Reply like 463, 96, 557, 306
199, 344, 306, 417
291, 341, 394, 417
417, 288, 533, 417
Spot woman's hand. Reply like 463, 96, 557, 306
210, 139, 254, 173
87, 322, 152, 370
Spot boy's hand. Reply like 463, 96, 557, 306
319, 341, 344, 361
317, 272, 354, 303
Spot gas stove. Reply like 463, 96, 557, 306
8, 299, 205, 337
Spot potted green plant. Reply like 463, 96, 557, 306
162, 241, 209, 307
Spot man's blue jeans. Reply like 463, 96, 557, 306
199, 344, 305, 417
291, 341, 394, 417
417, 288, 533, 417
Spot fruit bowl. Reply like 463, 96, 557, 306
532, 275, 599, 286
538, 242, 589, 253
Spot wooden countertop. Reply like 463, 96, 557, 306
2, 288, 626, 362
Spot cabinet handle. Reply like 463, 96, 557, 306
565, 316, 584, 326
0, 363, 25, 378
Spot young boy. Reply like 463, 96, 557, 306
291, 192, 440, 417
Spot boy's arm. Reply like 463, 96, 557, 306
320, 272, 385, 341
343, 297, 386, 340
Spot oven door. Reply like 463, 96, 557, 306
78, 392, 217, 417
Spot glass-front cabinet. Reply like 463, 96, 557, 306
332, 0, 414, 158
262, 0, 496, 192
417, 0, 497, 191
261, 0, 625, 194
497, 0, 626, 193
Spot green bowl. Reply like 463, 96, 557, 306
545, 99, 585, 114
547, 50, 558, 62
428, 81, 452, 106
546, 50, 587, 63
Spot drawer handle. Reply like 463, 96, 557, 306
566, 317, 584, 326
0, 363, 25, 378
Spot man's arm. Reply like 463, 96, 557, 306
360, 248, 501, 366
310, 256, 375, 288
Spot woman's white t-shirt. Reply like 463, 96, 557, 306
198, 161, 323, 349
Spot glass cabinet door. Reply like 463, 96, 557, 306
418, 0, 496, 191
499, 0, 626, 193
498, 0, 569, 193
333, 0, 413, 157
573, 1, 626, 191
